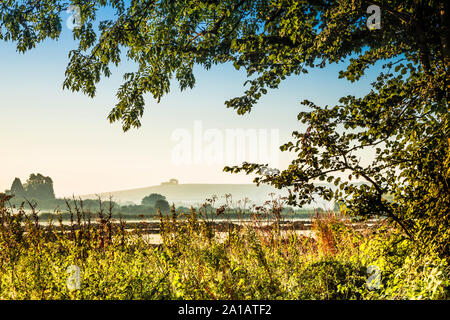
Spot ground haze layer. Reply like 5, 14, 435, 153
79, 183, 287, 206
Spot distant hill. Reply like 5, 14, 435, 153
79, 183, 288, 206
78, 180, 370, 208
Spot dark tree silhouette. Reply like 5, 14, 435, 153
24, 174, 55, 200
141, 193, 166, 207
154, 199, 170, 213
10, 178, 25, 197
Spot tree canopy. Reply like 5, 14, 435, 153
154, 198, 170, 212
141, 193, 166, 207
1, 1, 448, 254
10, 178, 25, 197
6, 174, 56, 201
24, 173, 56, 200
3, 1, 444, 129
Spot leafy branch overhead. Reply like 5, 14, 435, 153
2, 1, 445, 128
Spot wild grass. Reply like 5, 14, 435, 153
0, 197, 448, 300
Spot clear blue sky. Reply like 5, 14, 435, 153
0, 8, 381, 196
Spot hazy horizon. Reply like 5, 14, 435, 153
1, 9, 381, 197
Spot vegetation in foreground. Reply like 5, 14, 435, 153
0, 198, 448, 300
1, 1, 448, 299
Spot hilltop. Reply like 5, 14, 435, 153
79, 180, 287, 206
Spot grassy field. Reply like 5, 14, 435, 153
0, 201, 448, 300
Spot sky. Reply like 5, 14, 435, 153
0, 8, 381, 197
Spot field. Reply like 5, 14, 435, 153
0, 200, 448, 300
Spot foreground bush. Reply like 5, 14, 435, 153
0, 202, 448, 300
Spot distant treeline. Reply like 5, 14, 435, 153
5, 174, 324, 221
7, 196, 324, 222
6, 196, 319, 221
6, 193, 172, 218
36, 204, 319, 221
5, 174, 55, 201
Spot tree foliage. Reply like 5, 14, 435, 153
141, 193, 166, 207
10, 178, 25, 197
5, 174, 56, 200
1, 1, 448, 254
154, 198, 170, 212
24, 173, 56, 200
